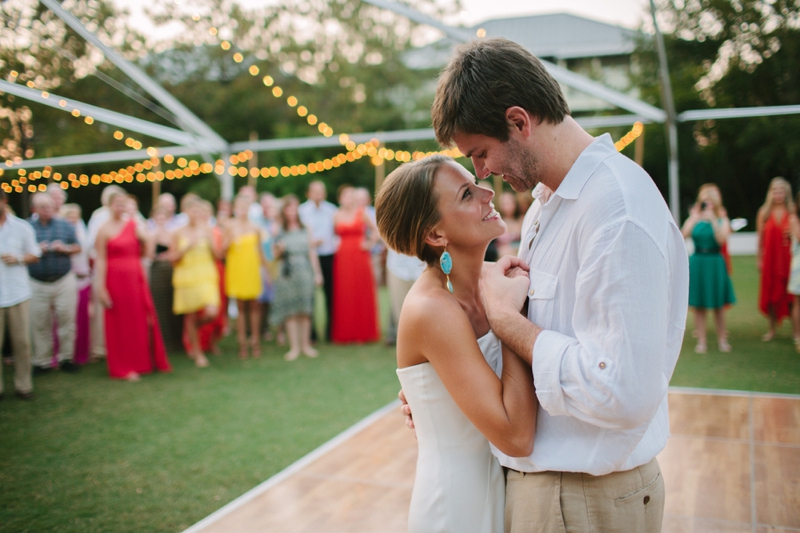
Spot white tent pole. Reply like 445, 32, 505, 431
39, 0, 227, 151
0, 81, 214, 149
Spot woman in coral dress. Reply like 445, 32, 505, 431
94, 192, 171, 381
757, 177, 794, 341
331, 186, 380, 344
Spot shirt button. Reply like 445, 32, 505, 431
529, 288, 535, 297
599, 362, 606, 369
643, 495, 650, 505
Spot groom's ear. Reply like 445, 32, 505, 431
506, 106, 534, 139
424, 226, 447, 249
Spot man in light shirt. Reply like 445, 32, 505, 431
425, 38, 689, 531
0, 189, 41, 400
298, 181, 338, 341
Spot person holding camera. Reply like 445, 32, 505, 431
681, 184, 736, 353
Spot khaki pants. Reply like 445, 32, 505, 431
0, 300, 33, 394
89, 291, 106, 358
505, 457, 665, 533
29, 273, 77, 368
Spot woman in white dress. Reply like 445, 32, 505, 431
375, 155, 538, 533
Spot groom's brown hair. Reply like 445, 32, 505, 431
431, 38, 570, 146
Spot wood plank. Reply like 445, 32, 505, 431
752, 397, 800, 445
659, 435, 751, 523
662, 515, 750, 533
668, 393, 749, 440
754, 443, 800, 527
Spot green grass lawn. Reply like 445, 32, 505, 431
672, 255, 800, 393
1, 257, 799, 533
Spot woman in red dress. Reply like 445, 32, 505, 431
95, 192, 171, 380
331, 186, 381, 343
757, 177, 794, 341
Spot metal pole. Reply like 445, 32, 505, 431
248, 131, 258, 189
152, 160, 161, 210
649, 0, 680, 222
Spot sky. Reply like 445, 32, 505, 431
115, 0, 656, 42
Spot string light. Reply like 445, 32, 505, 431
615, 122, 644, 151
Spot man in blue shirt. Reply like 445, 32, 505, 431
298, 181, 338, 341
27, 193, 81, 374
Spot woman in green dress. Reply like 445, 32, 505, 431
681, 184, 736, 353
271, 195, 323, 361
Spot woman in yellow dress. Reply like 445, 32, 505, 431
224, 194, 265, 358
171, 196, 220, 367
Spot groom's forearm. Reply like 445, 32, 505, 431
489, 310, 541, 365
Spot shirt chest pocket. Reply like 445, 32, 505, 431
527, 270, 558, 330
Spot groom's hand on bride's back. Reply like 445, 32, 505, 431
398, 389, 416, 434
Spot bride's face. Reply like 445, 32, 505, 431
432, 162, 506, 249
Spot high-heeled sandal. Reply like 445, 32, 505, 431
718, 340, 732, 353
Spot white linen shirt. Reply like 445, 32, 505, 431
0, 214, 42, 307
491, 134, 689, 476
298, 200, 339, 256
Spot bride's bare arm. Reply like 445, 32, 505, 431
399, 293, 537, 457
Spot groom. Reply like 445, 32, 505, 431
410, 38, 689, 532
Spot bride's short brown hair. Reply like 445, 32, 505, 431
375, 155, 452, 266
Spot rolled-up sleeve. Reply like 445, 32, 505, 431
23, 221, 42, 258
532, 220, 671, 430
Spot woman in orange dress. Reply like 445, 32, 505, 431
757, 177, 794, 341
331, 186, 381, 344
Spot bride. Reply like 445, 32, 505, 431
375, 154, 537, 533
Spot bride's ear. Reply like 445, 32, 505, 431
424, 226, 447, 249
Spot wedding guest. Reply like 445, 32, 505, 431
224, 195, 265, 358
86, 184, 126, 361
331, 186, 380, 344
254, 193, 281, 341
298, 181, 337, 341
94, 192, 170, 381
148, 192, 187, 232
757, 177, 794, 341
494, 192, 523, 256
148, 206, 184, 352
28, 193, 80, 374
272, 195, 323, 360
171, 197, 220, 367
355, 187, 386, 286
190, 200, 227, 357
60, 203, 92, 364
681, 184, 736, 353
384, 249, 425, 346
0, 189, 41, 400
788, 191, 800, 351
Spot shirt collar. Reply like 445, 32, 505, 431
553, 133, 617, 201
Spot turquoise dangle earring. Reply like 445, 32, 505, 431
440, 246, 454, 293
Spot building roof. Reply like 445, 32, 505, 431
405, 12, 642, 70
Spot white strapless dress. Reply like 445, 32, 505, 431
396, 331, 504, 533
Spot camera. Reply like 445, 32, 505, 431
700, 202, 708, 210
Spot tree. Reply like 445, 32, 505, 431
634, 0, 800, 224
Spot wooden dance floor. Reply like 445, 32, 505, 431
183, 388, 800, 533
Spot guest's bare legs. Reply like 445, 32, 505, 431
247, 300, 261, 358
714, 307, 731, 352
299, 315, 317, 358
185, 312, 210, 367
694, 308, 707, 353
284, 316, 301, 361
763, 308, 777, 341
236, 300, 248, 358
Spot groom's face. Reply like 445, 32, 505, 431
452, 131, 540, 193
